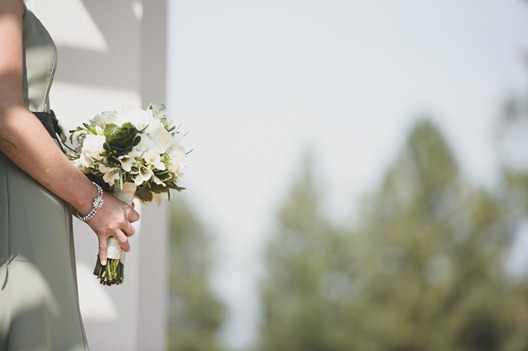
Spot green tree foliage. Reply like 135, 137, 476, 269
494, 88, 528, 350
257, 119, 528, 351
497, 93, 528, 215
258, 155, 355, 351
353, 119, 525, 351
167, 198, 226, 351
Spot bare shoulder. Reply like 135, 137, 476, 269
0, 0, 25, 42
0, 0, 26, 110
0, 0, 26, 17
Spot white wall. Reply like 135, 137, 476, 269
25, 1, 168, 350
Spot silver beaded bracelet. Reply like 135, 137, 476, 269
75, 182, 104, 222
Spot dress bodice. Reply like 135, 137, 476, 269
1, 11, 89, 351
22, 10, 57, 113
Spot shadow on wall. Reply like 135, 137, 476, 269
55, 0, 140, 91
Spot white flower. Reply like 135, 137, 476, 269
118, 108, 142, 127
137, 109, 157, 130
73, 157, 88, 170
81, 134, 106, 162
90, 110, 118, 127
133, 134, 155, 156
114, 107, 156, 130
143, 149, 165, 171
167, 144, 187, 176
144, 114, 163, 134
99, 165, 120, 187
149, 125, 173, 153
133, 165, 153, 186
118, 154, 135, 172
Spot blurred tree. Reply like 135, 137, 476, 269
496, 90, 528, 214
494, 70, 528, 349
353, 119, 525, 351
257, 155, 362, 351
257, 119, 528, 351
167, 197, 226, 351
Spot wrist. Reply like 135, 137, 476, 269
70, 177, 100, 214
75, 182, 104, 221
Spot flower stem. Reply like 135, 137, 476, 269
93, 255, 125, 285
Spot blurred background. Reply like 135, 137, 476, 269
27, 0, 528, 350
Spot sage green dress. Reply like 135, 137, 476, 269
0, 10, 90, 351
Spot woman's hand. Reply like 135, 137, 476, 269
86, 192, 140, 265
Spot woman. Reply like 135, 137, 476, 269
0, 0, 140, 349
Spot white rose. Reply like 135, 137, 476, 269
133, 134, 154, 156
81, 134, 106, 162
115, 107, 155, 130
149, 126, 173, 153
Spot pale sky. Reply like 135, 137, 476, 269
167, 1, 528, 349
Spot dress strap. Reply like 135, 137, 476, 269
33, 110, 64, 142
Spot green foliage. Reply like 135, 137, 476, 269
352, 119, 521, 351
258, 155, 358, 351
167, 197, 226, 351
257, 119, 528, 351
497, 93, 528, 215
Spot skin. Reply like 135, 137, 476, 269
0, 0, 140, 265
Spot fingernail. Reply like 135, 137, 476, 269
101, 259, 107, 266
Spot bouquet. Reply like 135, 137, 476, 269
68, 103, 188, 285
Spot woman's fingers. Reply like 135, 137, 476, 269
88, 196, 138, 264
128, 208, 140, 223
115, 231, 131, 252
123, 221, 136, 237
98, 237, 108, 266
98, 230, 130, 266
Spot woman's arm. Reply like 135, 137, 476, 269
0, 0, 139, 265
